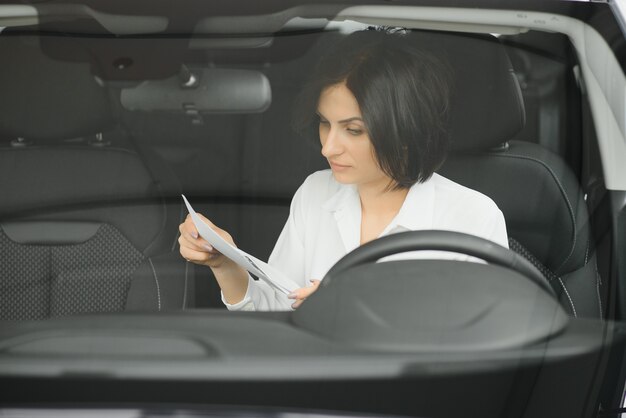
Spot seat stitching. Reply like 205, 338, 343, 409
596, 268, 603, 319
173, 228, 182, 253
182, 261, 189, 309
557, 277, 577, 318
484, 152, 577, 272
148, 258, 162, 311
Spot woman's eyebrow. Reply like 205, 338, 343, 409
337, 117, 363, 124
316, 111, 363, 124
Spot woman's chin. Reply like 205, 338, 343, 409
330, 171, 355, 184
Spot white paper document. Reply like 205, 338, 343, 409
182, 195, 299, 295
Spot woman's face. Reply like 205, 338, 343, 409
317, 82, 390, 189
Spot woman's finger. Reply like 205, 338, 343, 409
288, 279, 322, 309
179, 218, 199, 240
178, 213, 235, 269
180, 246, 218, 263
179, 214, 225, 251
178, 233, 217, 254
288, 280, 322, 300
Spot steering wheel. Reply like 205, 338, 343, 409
322, 230, 555, 297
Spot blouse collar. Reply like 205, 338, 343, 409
321, 174, 438, 252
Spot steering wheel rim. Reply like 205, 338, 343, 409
323, 230, 555, 297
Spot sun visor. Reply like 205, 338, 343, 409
40, 36, 186, 81
3, 16, 185, 81
121, 68, 271, 114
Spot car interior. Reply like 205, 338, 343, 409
0, 20, 604, 319
0, 2, 625, 418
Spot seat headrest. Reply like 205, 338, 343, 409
0, 36, 114, 142
414, 32, 526, 151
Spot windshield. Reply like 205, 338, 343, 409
1, 2, 625, 418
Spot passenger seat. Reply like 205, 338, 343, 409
0, 35, 191, 320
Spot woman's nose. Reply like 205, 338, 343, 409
321, 127, 342, 158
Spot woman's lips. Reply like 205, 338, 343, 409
329, 161, 350, 171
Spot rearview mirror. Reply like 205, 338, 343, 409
121, 68, 271, 114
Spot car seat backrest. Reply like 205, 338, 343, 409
0, 35, 114, 142
418, 32, 601, 318
0, 35, 190, 320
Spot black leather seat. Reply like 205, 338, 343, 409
418, 32, 602, 318
0, 35, 191, 320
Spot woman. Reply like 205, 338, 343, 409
178, 29, 508, 311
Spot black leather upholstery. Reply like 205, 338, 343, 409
435, 33, 600, 318
412, 31, 526, 151
0, 36, 190, 319
439, 143, 600, 317
440, 142, 590, 277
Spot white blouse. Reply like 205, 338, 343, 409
223, 169, 509, 311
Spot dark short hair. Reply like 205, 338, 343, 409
293, 28, 452, 189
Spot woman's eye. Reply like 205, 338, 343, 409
347, 127, 363, 136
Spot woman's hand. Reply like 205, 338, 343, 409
288, 279, 321, 309
178, 214, 235, 269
